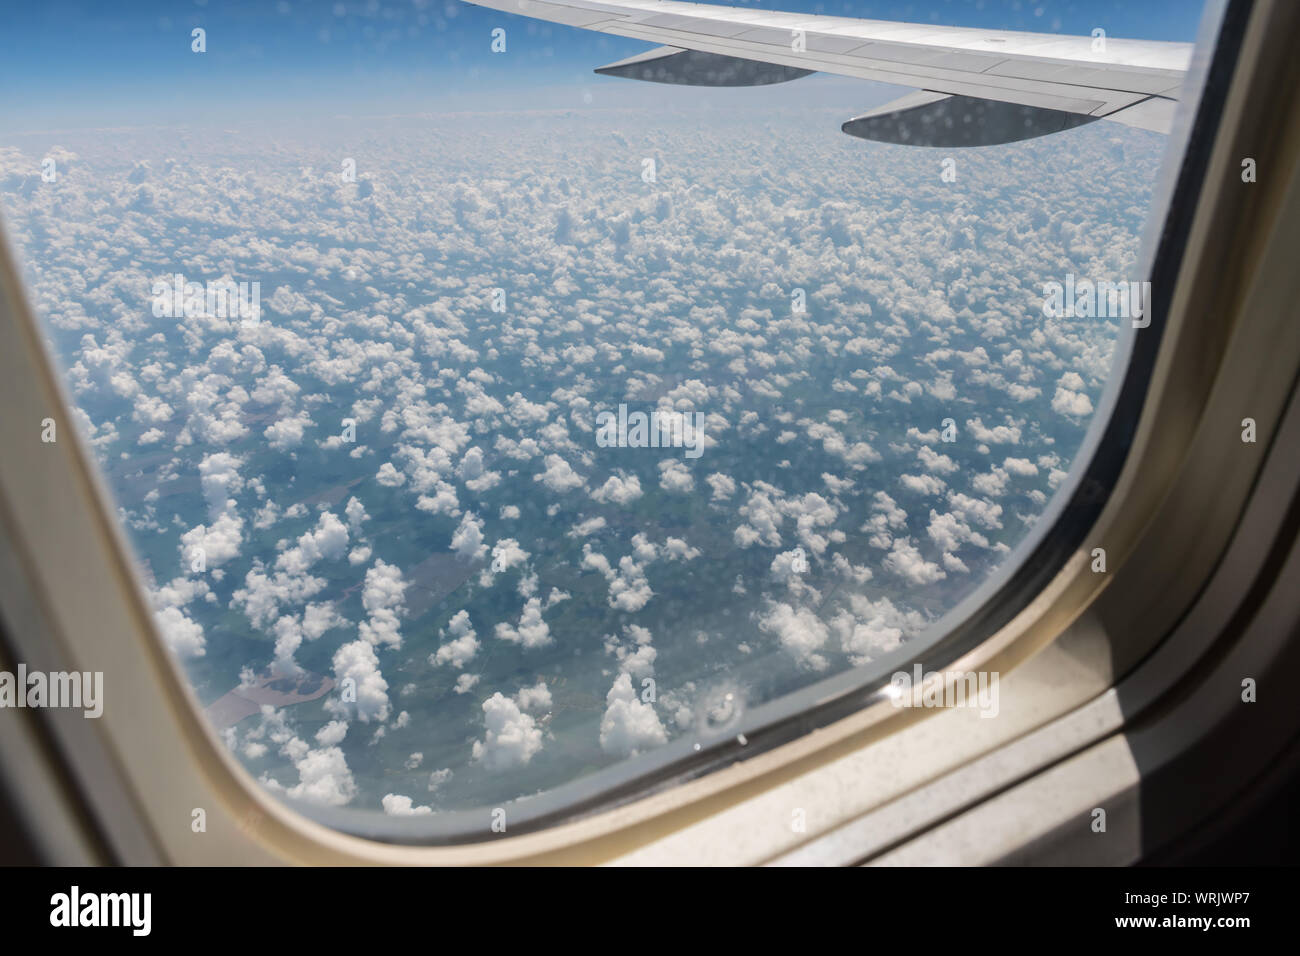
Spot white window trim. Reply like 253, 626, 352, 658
0, 0, 1295, 866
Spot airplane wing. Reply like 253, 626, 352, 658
461, 0, 1192, 146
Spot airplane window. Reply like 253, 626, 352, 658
0, 0, 1212, 838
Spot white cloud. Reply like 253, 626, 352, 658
883, 537, 946, 586
599, 672, 667, 756
758, 602, 830, 671
489, 538, 529, 572
198, 452, 243, 516
567, 516, 607, 538
658, 459, 695, 494
315, 720, 349, 746
454, 674, 481, 695
590, 471, 643, 505
494, 597, 554, 648
180, 509, 244, 568
331, 639, 389, 722
535, 454, 584, 493
154, 605, 206, 659
705, 472, 736, 501
662, 536, 700, 561
376, 462, 405, 486
382, 793, 433, 816
431, 610, 479, 668
450, 511, 488, 562
358, 559, 407, 649
517, 681, 552, 712
836, 594, 927, 665
899, 473, 947, 496
276, 511, 349, 575
344, 496, 369, 531
471, 693, 543, 770
1051, 382, 1094, 418
264, 410, 313, 451
281, 745, 356, 807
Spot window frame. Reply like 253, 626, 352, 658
0, 0, 1292, 864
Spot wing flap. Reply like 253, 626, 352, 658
985, 59, 1182, 97
842, 90, 1099, 147
595, 45, 814, 86
1101, 96, 1179, 133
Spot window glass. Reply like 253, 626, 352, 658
0, 0, 1208, 827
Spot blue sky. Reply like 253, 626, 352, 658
0, 0, 1209, 130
